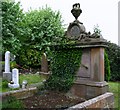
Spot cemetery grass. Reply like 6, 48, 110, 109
1, 74, 45, 92
1, 74, 120, 109
108, 82, 120, 109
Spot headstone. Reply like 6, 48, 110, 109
41, 53, 48, 73
3, 51, 11, 81
8, 68, 20, 88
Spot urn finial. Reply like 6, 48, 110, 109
71, 3, 82, 20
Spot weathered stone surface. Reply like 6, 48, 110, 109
3, 51, 12, 81
71, 80, 108, 99
70, 83, 86, 98
8, 68, 20, 88
76, 48, 91, 78
4, 51, 10, 73
72, 46, 108, 99
1, 87, 37, 100
41, 53, 48, 73
68, 92, 114, 109
91, 47, 104, 82
3, 72, 12, 81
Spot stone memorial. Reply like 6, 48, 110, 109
22, 80, 27, 89
65, 3, 109, 99
41, 53, 48, 73
3, 51, 12, 81
8, 68, 20, 88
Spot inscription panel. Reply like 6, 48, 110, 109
70, 25, 80, 37
76, 49, 91, 78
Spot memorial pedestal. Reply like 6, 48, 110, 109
70, 44, 108, 99
3, 72, 12, 81
71, 79, 108, 99
8, 83, 20, 89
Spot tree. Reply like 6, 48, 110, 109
105, 42, 120, 81
1, 1, 24, 56
17, 7, 65, 68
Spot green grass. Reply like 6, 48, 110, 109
1, 74, 45, 92
2, 96, 24, 109
19, 74, 45, 84
1, 75, 120, 109
0, 77, 2, 92
108, 82, 120, 109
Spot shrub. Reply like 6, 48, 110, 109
17, 7, 65, 68
104, 51, 111, 81
17, 49, 42, 68
2, 79, 8, 88
105, 42, 120, 81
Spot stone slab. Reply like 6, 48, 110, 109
1, 87, 37, 100
68, 92, 114, 109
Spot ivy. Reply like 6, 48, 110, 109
45, 47, 82, 92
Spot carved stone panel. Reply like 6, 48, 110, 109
70, 25, 81, 37
76, 49, 91, 78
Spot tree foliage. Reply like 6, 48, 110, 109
105, 42, 120, 81
17, 7, 65, 68
20, 7, 65, 50
2, 2, 65, 68
104, 51, 111, 81
2, 1, 24, 56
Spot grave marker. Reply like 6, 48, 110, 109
3, 51, 11, 81
8, 68, 20, 88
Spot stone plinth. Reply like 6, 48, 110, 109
70, 43, 108, 99
3, 51, 11, 81
71, 80, 108, 99
3, 72, 12, 82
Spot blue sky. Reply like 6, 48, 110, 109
15, 0, 119, 44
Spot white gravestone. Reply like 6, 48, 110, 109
8, 68, 20, 88
3, 51, 12, 81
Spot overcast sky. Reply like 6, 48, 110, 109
15, 0, 119, 44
